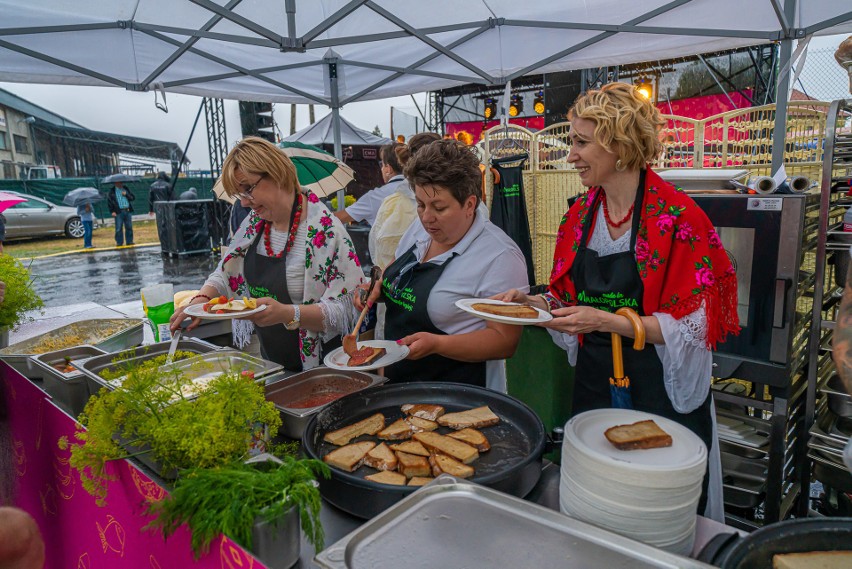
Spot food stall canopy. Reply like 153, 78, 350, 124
282, 113, 391, 146
0, 1, 850, 106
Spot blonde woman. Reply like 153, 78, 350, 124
170, 136, 364, 371
498, 83, 740, 519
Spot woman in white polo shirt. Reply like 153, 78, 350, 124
360, 139, 529, 390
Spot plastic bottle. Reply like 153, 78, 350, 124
141, 283, 175, 342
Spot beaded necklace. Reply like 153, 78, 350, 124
601, 193, 634, 228
263, 192, 303, 257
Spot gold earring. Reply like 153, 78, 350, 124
615, 159, 625, 171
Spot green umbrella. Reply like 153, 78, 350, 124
278, 141, 356, 198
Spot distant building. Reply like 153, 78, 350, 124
0, 87, 183, 180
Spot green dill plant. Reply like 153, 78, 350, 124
60, 362, 282, 505
0, 256, 43, 330
146, 457, 330, 557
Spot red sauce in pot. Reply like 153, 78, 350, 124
287, 392, 344, 409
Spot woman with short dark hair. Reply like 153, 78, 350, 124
360, 139, 529, 390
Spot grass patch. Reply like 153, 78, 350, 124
4, 220, 161, 259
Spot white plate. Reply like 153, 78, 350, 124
184, 303, 268, 320
323, 340, 410, 372
455, 298, 553, 325
564, 408, 707, 472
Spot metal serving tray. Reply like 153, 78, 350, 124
823, 375, 852, 418
315, 477, 712, 569
721, 451, 767, 509
265, 368, 388, 439
0, 318, 143, 377
30, 345, 107, 418
74, 338, 222, 394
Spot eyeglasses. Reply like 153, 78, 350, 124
235, 174, 264, 202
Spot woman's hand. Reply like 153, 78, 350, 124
397, 332, 442, 360
353, 281, 382, 312
492, 288, 531, 304
540, 305, 613, 335
170, 300, 203, 332
242, 297, 290, 327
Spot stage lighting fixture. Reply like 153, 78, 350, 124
635, 77, 653, 100
533, 90, 545, 115
509, 94, 523, 117
483, 98, 497, 120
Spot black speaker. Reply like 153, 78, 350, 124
155, 200, 213, 255
543, 70, 582, 126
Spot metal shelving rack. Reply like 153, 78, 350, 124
803, 98, 852, 514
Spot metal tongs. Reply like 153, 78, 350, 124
343, 266, 383, 356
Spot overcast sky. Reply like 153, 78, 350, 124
0, 35, 846, 171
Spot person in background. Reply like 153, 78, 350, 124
358, 140, 528, 391
496, 83, 740, 519
148, 171, 173, 216
0, 507, 45, 568
178, 187, 198, 200
77, 202, 94, 249
106, 180, 135, 247
170, 136, 364, 371
334, 132, 440, 225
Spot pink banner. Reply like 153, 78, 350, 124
2, 362, 269, 569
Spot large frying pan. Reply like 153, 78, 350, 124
302, 382, 546, 519
698, 518, 852, 568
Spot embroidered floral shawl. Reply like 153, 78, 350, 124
549, 167, 739, 349
219, 190, 364, 368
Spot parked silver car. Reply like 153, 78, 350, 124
1, 193, 85, 240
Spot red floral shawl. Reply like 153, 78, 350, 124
549, 167, 740, 349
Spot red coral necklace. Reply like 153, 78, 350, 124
601, 193, 634, 228
263, 192, 303, 258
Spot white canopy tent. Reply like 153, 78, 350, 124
1, 0, 850, 171
282, 113, 391, 146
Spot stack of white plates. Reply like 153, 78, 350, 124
560, 409, 707, 556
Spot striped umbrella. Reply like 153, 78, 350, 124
278, 141, 356, 198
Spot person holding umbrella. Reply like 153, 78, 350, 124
496, 83, 740, 519
104, 174, 137, 246
64, 187, 103, 249
169, 136, 364, 371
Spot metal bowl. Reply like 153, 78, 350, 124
825, 375, 852, 419
265, 368, 388, 439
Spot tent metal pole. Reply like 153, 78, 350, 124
770, 0, 797, 176
327, 59, 345, 212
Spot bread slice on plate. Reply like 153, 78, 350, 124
413, 431, 479, 464
365, 470, 407, 485
604, 419, 673, 451
772, 551, 852, 569
406, 416, 439, 432
471, 302, 539, 319
447, 428, 490, 452
389, 440, 430, 457
323, 441, 376, 472
437, 406, 500, 430
323, 413, 385, 446
346, 346, 386, 367
428, 452, 475, 479
407, 476, 434, 487
377, 418, 414, 440
363, 443, 398, 471
401, 404, 445, 421
395, 451, 431, 478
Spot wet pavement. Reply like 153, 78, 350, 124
29, 246, 220, 308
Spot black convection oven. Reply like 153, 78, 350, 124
691, 194, 818, 388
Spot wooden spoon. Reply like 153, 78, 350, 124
343, 266, 383, 356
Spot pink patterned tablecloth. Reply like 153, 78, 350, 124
1, 361, 269, 569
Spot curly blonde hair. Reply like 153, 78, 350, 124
221, 136, 299, 197
568, 82, 664, 171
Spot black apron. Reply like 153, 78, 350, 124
490, 154, 536, 286
243, 225, 302, 372
570, 173, 713, 511
382, 244, 486, 386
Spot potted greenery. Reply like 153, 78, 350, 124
61, 363, 282, 505
146, 454, 329, 568
0, 256, 43, 348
